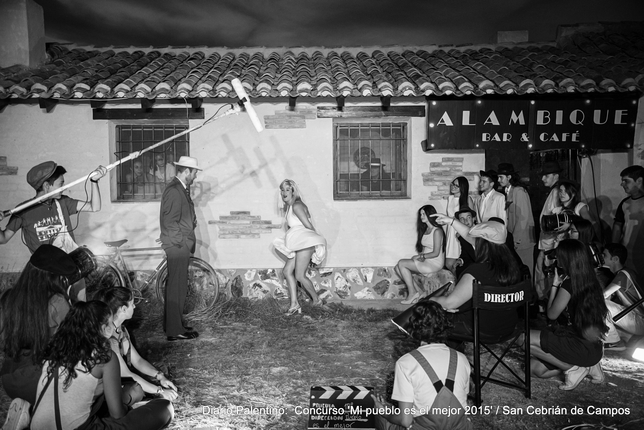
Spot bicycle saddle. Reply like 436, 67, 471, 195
104, 239, 128, 248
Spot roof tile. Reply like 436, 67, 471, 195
1, 22, 642, 100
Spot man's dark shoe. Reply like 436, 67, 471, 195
167, 331, 199, 341
183, 326, 194, 331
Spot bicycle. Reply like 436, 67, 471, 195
85, 239, 220, 316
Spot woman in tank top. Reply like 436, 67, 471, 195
30, 301, 173, 430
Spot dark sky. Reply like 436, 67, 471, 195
36, 0, 644, 48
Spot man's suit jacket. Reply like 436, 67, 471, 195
506, 186, 536, 250
476, 189, 506, 224
159, 177, 197, 252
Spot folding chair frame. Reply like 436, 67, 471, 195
453, 280, 532, 406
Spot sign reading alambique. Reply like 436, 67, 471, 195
425, 98, 637, 151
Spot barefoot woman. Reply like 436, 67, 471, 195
396, 205, 445, 305
273, 179, 327, 315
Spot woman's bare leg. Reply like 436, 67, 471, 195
529, 329, 573, 372
294, 247, 319, 304
282, 257, 298, 309
396, 259, 420, 296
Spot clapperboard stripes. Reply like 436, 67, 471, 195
314, 385, 371, 400
308, 385, 375, 429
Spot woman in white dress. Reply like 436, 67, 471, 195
396, 205, 445, 305
273, 179, 327, 315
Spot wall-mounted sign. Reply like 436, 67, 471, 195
424, 97, 638, 151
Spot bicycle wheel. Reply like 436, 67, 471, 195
156, 257, 220, 314
86, 263, 127, 298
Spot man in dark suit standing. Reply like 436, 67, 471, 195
160, 156, 201, 341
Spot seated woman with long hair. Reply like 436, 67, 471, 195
0, 245, 76, 405
529, 239, 608, 390
396, 205, 445, 305
430, 216, 522, 341
94, 286, 178, 403
30, 301, 173, 430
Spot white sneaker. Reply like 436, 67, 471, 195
2, 398, 31, 430
559, 365, 589, 391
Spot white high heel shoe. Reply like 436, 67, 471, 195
401, 292, 420, 305
285, 305, 302, 316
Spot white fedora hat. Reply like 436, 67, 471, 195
173, 156, 202, 171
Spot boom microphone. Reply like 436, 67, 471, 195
231, 78, 264, 133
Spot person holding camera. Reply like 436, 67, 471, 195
534, 161, 563, 301
528, 239, 609, 390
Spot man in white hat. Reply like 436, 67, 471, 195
159, 156, 202, 341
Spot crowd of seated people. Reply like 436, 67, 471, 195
1, 246, 175, 430
392, 164, 644, 399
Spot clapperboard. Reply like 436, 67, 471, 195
308, 385, 374, 429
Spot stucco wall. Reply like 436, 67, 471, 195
0, 100, 485, 272
2, 97, 639, 276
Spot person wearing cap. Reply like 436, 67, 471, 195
159, 156, 201, 341
1, 245, 77, 408
0, 161, 106, 256
611, 165, 644, 275
360, 158, 393, 192
475, 169, 506, 225
429, 215, 522, 341
498, 163, 536, 278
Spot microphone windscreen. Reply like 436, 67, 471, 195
232, 78, 264, 133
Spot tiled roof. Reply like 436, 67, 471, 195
1, 22, 643, 101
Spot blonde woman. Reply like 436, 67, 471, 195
273, 179, 327, 315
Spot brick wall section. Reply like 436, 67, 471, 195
0, 156, 18, 176
263, 106, 316, 129
208, 211, 282, 239
421, 157, 478, 199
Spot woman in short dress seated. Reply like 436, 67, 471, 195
396, 205, 445, 305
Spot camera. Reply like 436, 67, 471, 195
542, 248, 565, 278
541, 213, 572, 233
588, 242, 604, 268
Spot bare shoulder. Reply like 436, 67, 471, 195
292, 200, 309, 212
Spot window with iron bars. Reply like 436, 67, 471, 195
114, 124, 189, 201
334, 121, 408, 200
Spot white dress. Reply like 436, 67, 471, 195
414, 227, 445, 274
273, 206, 327, 265
445, 195, 461, 259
